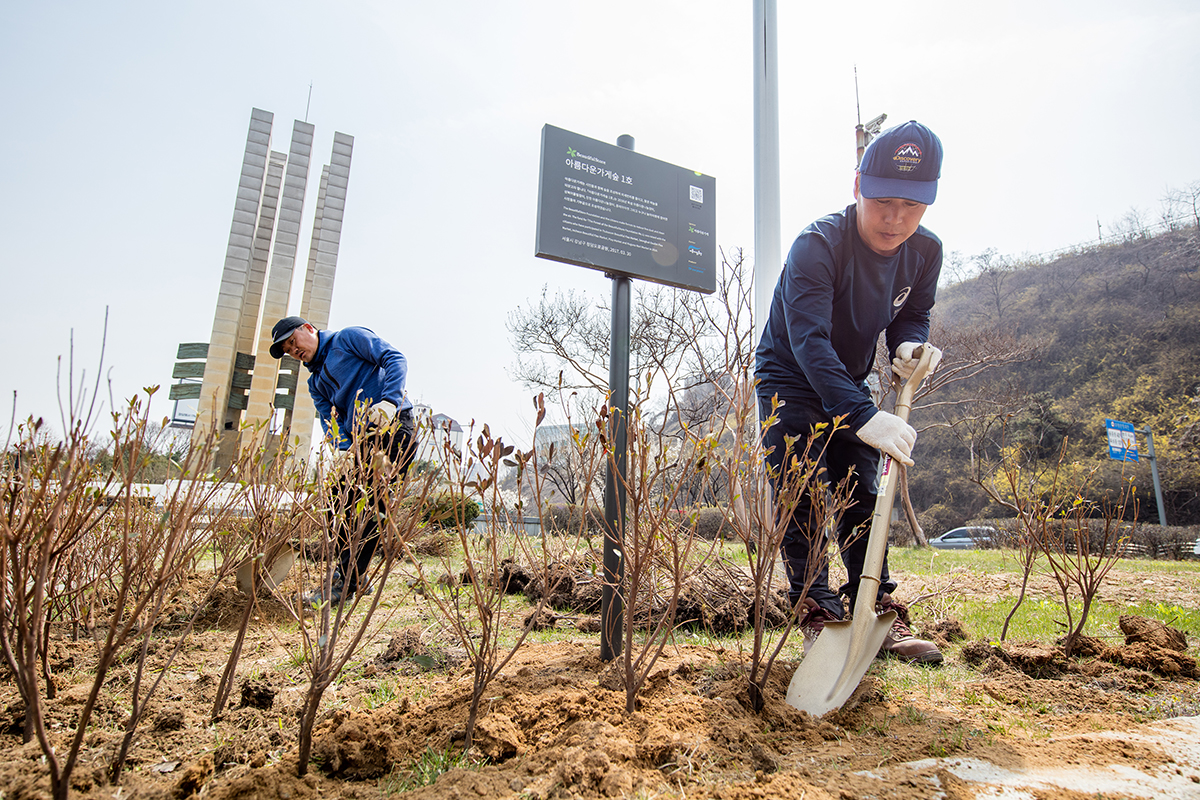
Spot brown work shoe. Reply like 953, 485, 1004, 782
875, 593, 943, 665
797, 598, 833, 655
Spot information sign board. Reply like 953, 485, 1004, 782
1105, 418, 1139, 462
535, 124, 716, 293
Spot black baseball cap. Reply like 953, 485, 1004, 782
269, 316, 308, 359
858, 120, 943, 205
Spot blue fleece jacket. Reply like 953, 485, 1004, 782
304, 327, 411, 450
754, 204, 942, 432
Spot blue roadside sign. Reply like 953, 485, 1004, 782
1105, 418, 1139, 462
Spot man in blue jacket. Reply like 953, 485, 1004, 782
755, 120, 945, 664
270, 316, 416, 605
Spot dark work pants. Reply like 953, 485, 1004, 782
758, 391, 896, 619
330, 411, 416, 594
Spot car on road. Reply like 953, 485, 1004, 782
929, 525, 998, 550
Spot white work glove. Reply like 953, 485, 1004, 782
367, 400, 397, 427
892, 342, 942, 382
856, 410, 917, 466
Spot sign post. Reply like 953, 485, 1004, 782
1142, 425, 1169, 527
535, 125, 715, 660
1105, 418, 1167, 527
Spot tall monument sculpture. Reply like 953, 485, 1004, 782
174, 108, 353, 470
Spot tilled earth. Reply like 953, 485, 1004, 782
2, 562, 1199, 799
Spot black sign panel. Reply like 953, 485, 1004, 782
535, 124, 716, 294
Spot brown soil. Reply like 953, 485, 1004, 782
2, 564, 1199, 799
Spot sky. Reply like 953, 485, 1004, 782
3, 1, 1198, 451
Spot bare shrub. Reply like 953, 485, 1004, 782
210, 432, 316, 723
980, 436, 1138, 655
285, 412, 436, 777
409, 393, 599, 751
0, 369, 260, 797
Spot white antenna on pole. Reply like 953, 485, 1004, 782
853, 67, 886, 167
305, 82, 313, 123
855, 65, 863, 128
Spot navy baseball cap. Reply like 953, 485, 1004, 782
269, 316, 308, 359
858, 120, 943, 205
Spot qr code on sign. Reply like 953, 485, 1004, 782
689, 185, 703, 204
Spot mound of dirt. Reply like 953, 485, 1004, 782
239, 678, 276, 710
1122, 614, 1189, 651
925, 617, 970, 648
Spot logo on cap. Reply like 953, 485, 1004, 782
892, 144, 923, 174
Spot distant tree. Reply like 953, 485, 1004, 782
506, 278, 715, 402
1111, 205, 1150, 242
937, 250, 971, 286
1162, 179, 1200, 230
507, 250, 755, 510
966, 248, 1022, 323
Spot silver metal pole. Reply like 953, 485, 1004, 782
752, 0, 782, 344
1142, 426, 1168, 527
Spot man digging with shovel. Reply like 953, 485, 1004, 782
270, 316, 417, 607
755, 120, 945, 669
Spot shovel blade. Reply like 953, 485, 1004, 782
785, 610, 897, 716
235, 548, 297, 595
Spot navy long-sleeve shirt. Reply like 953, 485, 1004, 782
755, 204, 942, 431
305, 326, 411, 450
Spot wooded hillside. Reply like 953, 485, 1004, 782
910, 223, 1200, 526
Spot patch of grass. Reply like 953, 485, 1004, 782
380, 745, 475, 794
275, 620, 300, 636
926, 723, 971, 758
942, 595, 1200, 647
514, 622, 577, 646
874, 657, 986, 717
889, 546, 1200, 646
675, 628, 744, 652
1103, 557, 1200, 576
363, 678, 399, 710
399, 678, 438, 704
1010, 715, 1054, 739
947, 598, 1066, 643
284, 645, 308, 669
887, 545, 1012, 576
855, 715, 889, 736
715, 540, 753, 568
1016, 695, 1051, 715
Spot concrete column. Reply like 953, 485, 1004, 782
242, 120, 314, 450
194, 108, 273, 455
236, 150, 287, 356
288, 133, 353, 462
298, 166, 329, 322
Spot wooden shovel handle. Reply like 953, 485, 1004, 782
893, 344, 940, 424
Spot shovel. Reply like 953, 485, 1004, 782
785, 344, 941, 716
